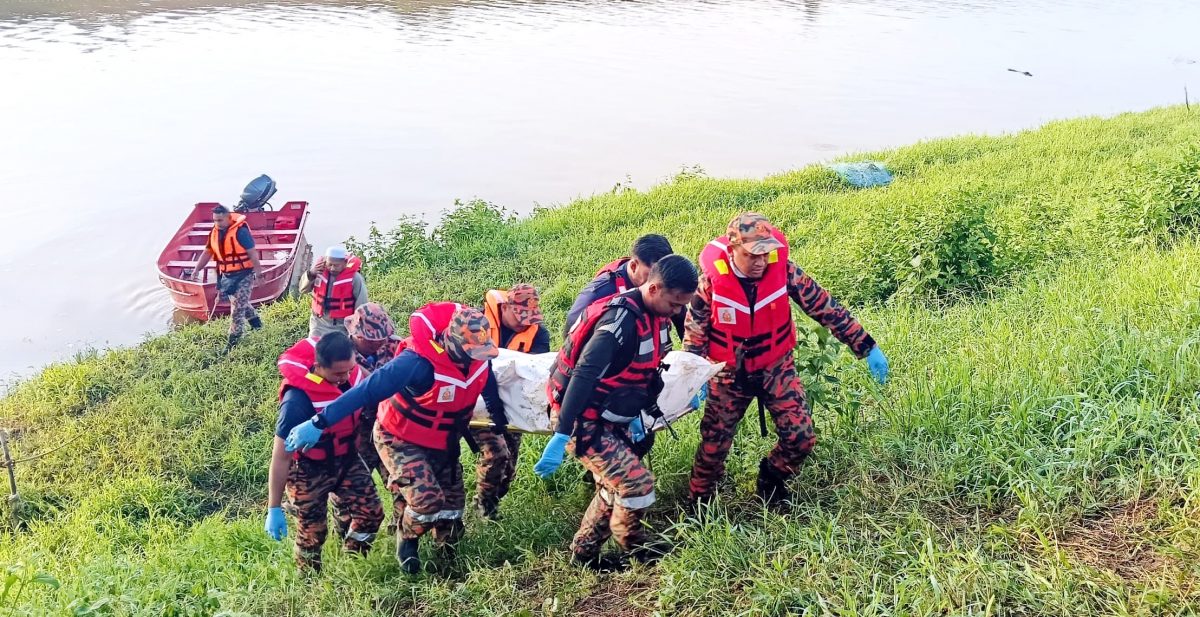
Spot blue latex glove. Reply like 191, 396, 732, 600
265, 507, 287, 541
534, 433, 570, 478
866, 346, 889, 385
629, 417, 646, 443
689, 383, 709, 410
285, 418, 323, 453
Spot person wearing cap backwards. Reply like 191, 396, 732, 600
343, 302, 405, 485
189, 204, 262, 349
473, 284, 550, 520
300, 245, 369, 338
265, 332, 383, 572
284, 303, 506, 575
566, 234, 686, 339
534, 255, 698, 571
684, 213, 890, 509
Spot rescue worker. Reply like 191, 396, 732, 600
472, 284, 550, 520
343, 302, 404, 485
535, 255, 698, 571
565, 234, 685, 338
684, 213, 890, 508
285, 304, 506, 575
300, 245, 368, 338
190, 204, 262, 349
265, 332, 384, 571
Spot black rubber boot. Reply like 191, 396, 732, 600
571, 551, 629, 573
248, 316, 263, 330
397, 538, 420, 574
224, 333, 241, 352
629, 539, 672, 565
755, 458, 791, 507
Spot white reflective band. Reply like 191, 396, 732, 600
278, 359, 308, 371
345, 530, 375, 542
433, 362, 488, 389
712, 293, 750, 314
753, 285, 787, 311
412, 311, 435, 335
405, 508, 464, 523
660, 328, 670, 343
618, 491, 656, 510
304, 338, 318, 348
707, 239, 729, 250
311, 400, 333, 409
601, 410, 636, 424
638, 337, 655, 355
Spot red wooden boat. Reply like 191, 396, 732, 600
157, 201, 313, 321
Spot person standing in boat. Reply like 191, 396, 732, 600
190, 204, 262, 349
300, 245, 369, 338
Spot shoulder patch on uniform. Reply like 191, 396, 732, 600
305, 372, 324, 384
714, 259, 730, 275
767, 250, 779, 264
430, 340, 445, 354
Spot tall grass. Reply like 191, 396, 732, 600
2, 106, 1199, 615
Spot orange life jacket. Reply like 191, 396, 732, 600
378, 302, 490, 451
207, 213, 253, 275
482, 289, 540, 353
311, 255, 362, 319
698, 227, 795, 373
277, 337, 366, 461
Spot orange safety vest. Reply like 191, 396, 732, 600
207, 213, 254, 275
311, 255, 362, 319
277, 337, 366, 461
482, 289, 540, 353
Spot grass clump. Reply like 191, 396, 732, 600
3, 106, 1200, 615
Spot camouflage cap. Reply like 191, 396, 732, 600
444, 307, 498, 361
505, 284, 543, 327
345, 302, 401, 341
726, 212, 784, 255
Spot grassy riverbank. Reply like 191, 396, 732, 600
3, 106, 1199, 616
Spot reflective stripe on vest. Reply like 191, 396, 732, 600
311, 256, 361, 319
699, 228, 796, 373
277, 336, 365, 461
208, 214, 253, 275
548, 292, 670, 424
378, 302, 490, 451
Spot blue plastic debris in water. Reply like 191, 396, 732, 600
827, 161, 893, 188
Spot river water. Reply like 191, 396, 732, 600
1, 0, 1197, 381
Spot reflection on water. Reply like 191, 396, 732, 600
0, 0, 1198, 382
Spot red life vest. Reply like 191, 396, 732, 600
594, 258, 635, 295
207, 213, 254, 275
698, 227, 795, 373
548, 291, 671, 426
277, 337, 366, 461
378, 302, 490, 451
311, 255, 362, 319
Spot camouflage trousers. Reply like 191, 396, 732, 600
284, 454, 384, 570
471, 428, 521, 513
565, 419, 656, 561
355, 406, 389, 485
687, 355, 816, 500
224, 273, 259, 337
373, 421, 465, 545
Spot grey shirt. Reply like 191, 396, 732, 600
301, 269, 369, 338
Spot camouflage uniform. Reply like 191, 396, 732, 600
553, 416, 656, 562
471, 428, 521, 515
225, 272, 260, 338
284, 455, 383, 570
345, 302, 404, 485
685, 214, 876, 502
373, 420, 466, 545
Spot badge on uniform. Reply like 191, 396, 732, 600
438, 385, 456, 403
717, 307, 737, 325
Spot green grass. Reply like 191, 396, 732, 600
4, 106, 1200, 616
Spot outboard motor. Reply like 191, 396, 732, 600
234, 174, 277, 212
